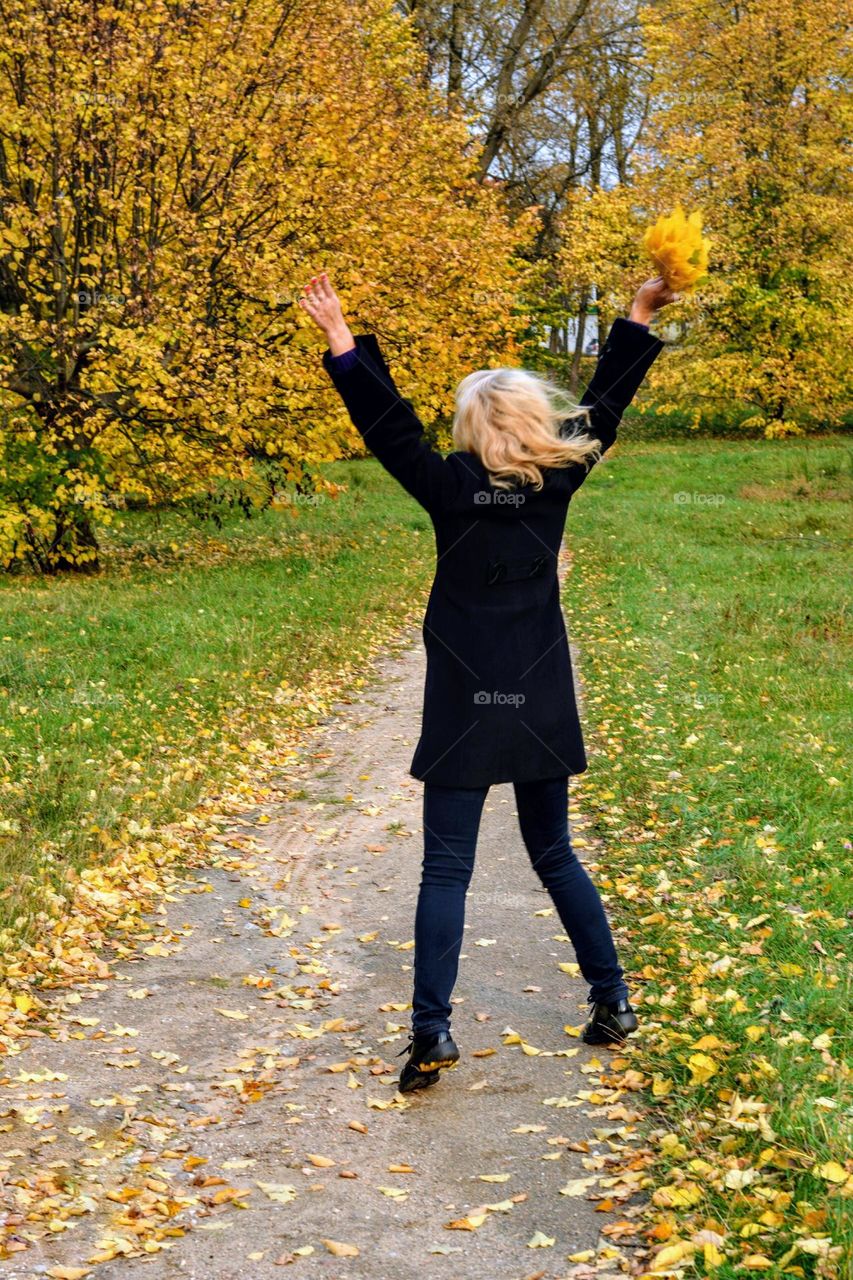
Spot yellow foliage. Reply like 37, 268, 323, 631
557, 0, 851, 436
0, 0, 531, 570
642, 205, 710, 292
637, 0, 852, 434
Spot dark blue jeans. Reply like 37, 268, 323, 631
412, 776, 628, 1036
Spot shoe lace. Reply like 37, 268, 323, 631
395, 1035, 415, 1059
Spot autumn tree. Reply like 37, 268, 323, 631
401, 0, 653, 371
554, 181, 657, 389
559, 0, 853, 434
405, 0, 646, 186
665, 0, 851, 434
0, 0, 528, 572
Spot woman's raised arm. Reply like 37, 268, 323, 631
300, 273, 470, 513
566, 276, 678, 493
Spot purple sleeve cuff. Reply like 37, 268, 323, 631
327, 344, 359, 371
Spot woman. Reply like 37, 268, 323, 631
299, 272, 676, 1093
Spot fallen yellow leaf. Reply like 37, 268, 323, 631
527, 1230, 555, 1248
687, 1052, 717, 1084
817, 1161, 847, 1183
445, 1212, 488, 1230
561, 1176, 598, 1197
652, 1240, 695, 1270
256, 1181, 297, 1204
321, 1239, 359, 1257
703, 1241, 724, 1268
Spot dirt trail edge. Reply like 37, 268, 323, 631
2, 626, 636, 1280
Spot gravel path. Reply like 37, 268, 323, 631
2, 625, 632, 1280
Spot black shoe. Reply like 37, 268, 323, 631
582, 999, 638, 1045
396, 1030, 459, 1094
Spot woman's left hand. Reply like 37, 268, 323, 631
629, 276, 680, 326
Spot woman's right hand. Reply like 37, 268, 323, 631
299, 273, 356, 355
629, 276, 680, 326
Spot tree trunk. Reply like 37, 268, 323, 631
570, 287, 591, 394
448, 1, 465, 99
48, 509, 101, 574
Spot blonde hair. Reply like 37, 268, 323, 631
452, 366, 602, 491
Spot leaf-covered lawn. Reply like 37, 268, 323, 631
565, 435, 851, 1276
0, 434, 849, 1276
0, 461, 434, 945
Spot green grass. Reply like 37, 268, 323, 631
0, 424, 849, 1266
564, 434, 851, 1275
1, 436, 847, 932
0, 460, 434, 941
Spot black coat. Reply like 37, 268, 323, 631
322, 318, 664, 788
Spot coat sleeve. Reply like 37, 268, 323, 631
563, 316, 665, 494
321, 333, 468, 514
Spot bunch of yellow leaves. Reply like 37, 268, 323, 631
643, 204, 710, 292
